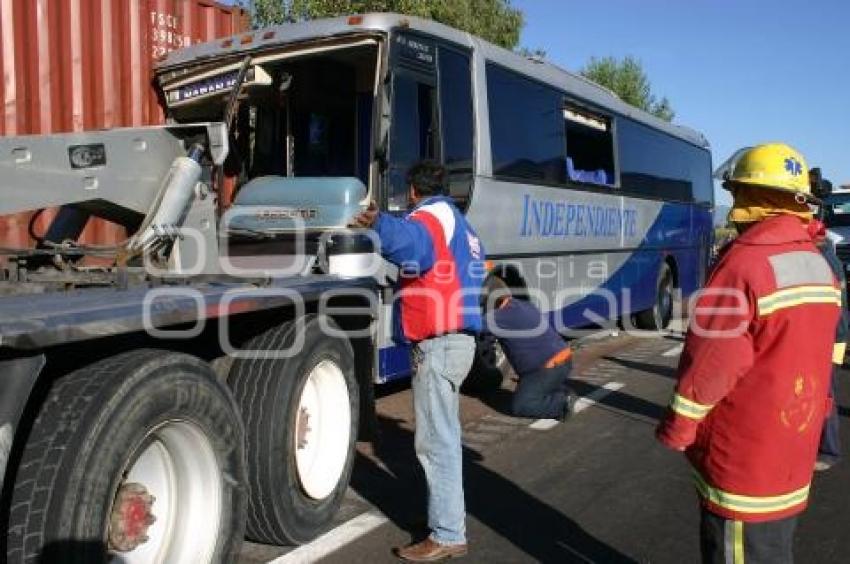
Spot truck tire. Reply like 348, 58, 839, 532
6, 349, 246, 564
634, 262, 674, 331
228, 315, 359, 545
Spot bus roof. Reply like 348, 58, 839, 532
158, 12, 709, 149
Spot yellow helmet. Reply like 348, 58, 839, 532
720, 143, 811, 197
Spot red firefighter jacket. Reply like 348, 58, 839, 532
656, 214, 842, 522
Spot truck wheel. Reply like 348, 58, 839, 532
229, 315, 359, 545
634, 262, 674, 331
6, 350, 246, 564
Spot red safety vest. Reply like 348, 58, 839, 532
657, 214, 842, 522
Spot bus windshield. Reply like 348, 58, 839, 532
161, 40, 379, 188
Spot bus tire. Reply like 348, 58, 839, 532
228, 315, 359, 545
462, 334, 506, 394
635, 262, 674, 330
6, 350, 246, 564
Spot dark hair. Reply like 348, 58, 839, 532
406, 160, 446, 197
810, 167, 833, 199
483, 276, 511, 310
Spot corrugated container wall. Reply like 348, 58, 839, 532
0, 0, 248, 249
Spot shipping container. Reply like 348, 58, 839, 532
0, 0, 249, 250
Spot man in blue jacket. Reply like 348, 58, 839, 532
351, 161, 485, 562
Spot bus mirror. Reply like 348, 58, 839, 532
713, 147, 752, 182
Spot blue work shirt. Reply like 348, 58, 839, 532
486, 299, 568, 377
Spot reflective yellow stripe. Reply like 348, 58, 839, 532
670, 393, 712, 420
693, 471, 810, 514
833, 342, 847, 365
734, 521, 745, 564
757, 286, 841, 316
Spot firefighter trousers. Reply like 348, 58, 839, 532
700, 508, 797, 564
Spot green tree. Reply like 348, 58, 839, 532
249, 0, 287, 25
580, 56, 675, 122
245, 0, 523, 50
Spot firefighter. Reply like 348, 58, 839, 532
656, 143, 842, 563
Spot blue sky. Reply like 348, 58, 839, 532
513, 0, 850, 205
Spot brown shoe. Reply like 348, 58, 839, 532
393, 538, 468, 562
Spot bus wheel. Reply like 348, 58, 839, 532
6, 350, 246, 564
635, 263, 674, 331
462, 334, 506, 394
228, 315, 359, 545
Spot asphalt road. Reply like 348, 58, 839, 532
242, 332, 850, 564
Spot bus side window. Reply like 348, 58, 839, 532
388, 72, 439, 211
487, 63, 566, 185
564, 104, 616, 187
617, 118, 700, 202
438, 47, 474, 209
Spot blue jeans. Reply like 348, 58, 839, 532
512, 362, 572, 419
411, 333, 475, 545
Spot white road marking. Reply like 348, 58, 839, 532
269, 510, 388, 564
662, 344, 684, 357
529, 381, 625, 430
267, 379, 633, 560
667, 318, 688, 333
573, 381, 625, 413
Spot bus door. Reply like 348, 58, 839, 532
386, 34, 440, 212
374, 35, 440, 382
376, 35, 476, 382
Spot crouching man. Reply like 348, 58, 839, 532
484, 278, 575, 420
